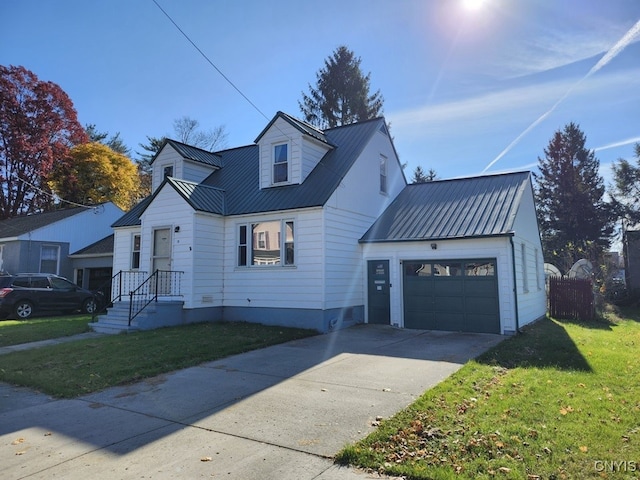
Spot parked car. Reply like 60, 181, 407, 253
0, 274, 100, 320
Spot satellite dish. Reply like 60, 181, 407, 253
568, 259, 593, 279
544, 263, 562, 279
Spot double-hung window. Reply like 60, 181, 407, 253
131, 234, 141, 269
237, 220, 294, 266
380, 155, 388, 194
40, 245, 59, 274
273, 143, 288, 183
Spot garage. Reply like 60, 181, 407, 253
402, 258, 500, 334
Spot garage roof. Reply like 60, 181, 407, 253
360, 171, 531, 242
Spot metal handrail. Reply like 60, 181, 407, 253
128, 270, 183, 326
92, 270, 148, 320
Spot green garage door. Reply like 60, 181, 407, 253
403, 259, 500, 334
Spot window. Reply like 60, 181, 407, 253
163, 165, 173, 178
131, 234, 141, 269
535, 248, 541, 290
237, 220, 295, 266
465, 261, 496, 276
238, 225, 247, 266
273, 143, 288, 183
521, 243, 529, 292
380, 155, 388, 194
40, 245, 59, 274
433, 262, 462, 276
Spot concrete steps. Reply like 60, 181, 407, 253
89, 300, 184, 334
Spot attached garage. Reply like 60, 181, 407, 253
360, 172, 547, 335
402, 259, 499, 333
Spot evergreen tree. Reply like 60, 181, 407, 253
412, 166, 438, 183
85, 124, 130, 156
610, 143, 640, 228
299, 46, 384, 129
534, 123, 614, 271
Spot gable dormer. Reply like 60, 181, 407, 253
255, 112, 333, 189
150, 139, 222, 192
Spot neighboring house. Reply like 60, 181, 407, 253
94, 111, 546, 335
68, 234, 115, 296
0, 203, 124, 287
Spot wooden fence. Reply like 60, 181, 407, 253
548, 276, 594, 321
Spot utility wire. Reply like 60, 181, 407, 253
151, 0, 270, 123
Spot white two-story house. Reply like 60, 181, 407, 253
92, 111, 546, 335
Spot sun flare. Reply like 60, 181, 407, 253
461, 0, 486, 11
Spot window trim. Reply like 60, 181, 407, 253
380, 154, 388, 194
521, 243, 529, 293
40, 244, 60, 275
236, 219, 295, 267
272, 142, 290, 184
131, 234, 142, 270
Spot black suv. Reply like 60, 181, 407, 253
0, 274, 99, 320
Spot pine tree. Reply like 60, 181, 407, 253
299, 46, 384, 129
610, 143, 640, 228
534, 123, 614, 271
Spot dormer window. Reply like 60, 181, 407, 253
164, 165, 173, 178
273, 143, 289, 183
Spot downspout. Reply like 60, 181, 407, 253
509, 233, 521, 334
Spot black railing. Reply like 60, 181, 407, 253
128, 270, 183, 325
92, 270, 149, 320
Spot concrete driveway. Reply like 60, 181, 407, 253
0, 325, 503, 479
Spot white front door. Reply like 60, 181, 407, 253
152, 228, 171, 294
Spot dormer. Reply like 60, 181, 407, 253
150, 139, 222, 192
255, 112, 333, 189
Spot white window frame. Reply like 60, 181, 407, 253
380, 155, 388, 194
40, 244, 60, 274
131, 234, 142, 270
272, 142, 289, 184
521, 243, 529, 293
236, 219, 295, 267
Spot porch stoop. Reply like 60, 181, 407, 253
89, 300, 185, 334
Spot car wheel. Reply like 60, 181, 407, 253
82, 298, 97, 314
14, 301, 34, 320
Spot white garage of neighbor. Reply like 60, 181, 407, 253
359, 172, 547, 335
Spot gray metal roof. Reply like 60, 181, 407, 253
152, 139, 223, 168
111, 197, 152, 227
0, 206, 91, 239
360, 171, 531, 243
167, 178, 225, 214
205, 116, 384, 215
112, 115, 387, 226
254, 111, 332, 146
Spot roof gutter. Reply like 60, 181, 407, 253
509, 232, 521, 334
359, 232, 514, 244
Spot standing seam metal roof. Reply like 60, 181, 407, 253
112, 115, 387, 225
359, 171, 531, 242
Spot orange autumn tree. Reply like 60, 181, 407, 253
49, 142, 140, 211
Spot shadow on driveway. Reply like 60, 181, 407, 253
0, 325, 504, 479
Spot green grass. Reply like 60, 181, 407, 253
0, 322, 315, 398
0, 315, 91, 347
337, 308, 640, 479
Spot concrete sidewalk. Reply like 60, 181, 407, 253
0, 325, 503, 479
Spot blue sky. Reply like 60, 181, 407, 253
1, 0, 639, 184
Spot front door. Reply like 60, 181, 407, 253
152, 228, 171, 294
367, 260, 390, 325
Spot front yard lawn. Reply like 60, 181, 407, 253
0, 322, 316, 398
0, 314, 91, 347
337, 308, 640, 479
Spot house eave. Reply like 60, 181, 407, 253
359, 232, 515, 244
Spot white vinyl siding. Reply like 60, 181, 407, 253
257, 117, 331, 189
223, 209, 324, 310
152, 146, 217, 192
192, 212, 224, 308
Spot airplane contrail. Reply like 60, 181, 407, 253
482, 18, 640, 174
